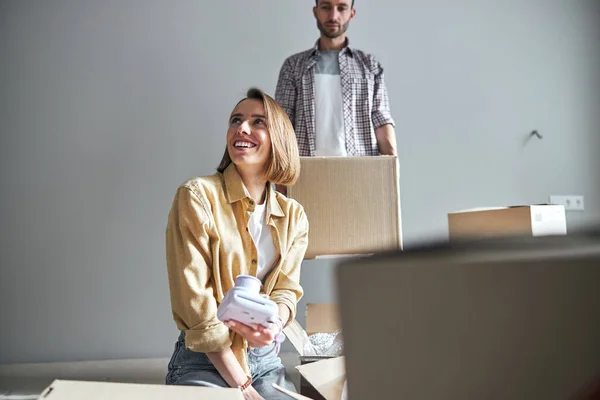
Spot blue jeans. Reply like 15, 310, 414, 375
165, 332, 297, 399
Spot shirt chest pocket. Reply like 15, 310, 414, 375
351, 77, 375, 109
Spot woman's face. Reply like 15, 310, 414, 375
227, 98, 271, 172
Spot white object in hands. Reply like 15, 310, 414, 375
217, 275, 282, 341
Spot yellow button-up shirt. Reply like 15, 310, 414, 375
166, 164, 308, 374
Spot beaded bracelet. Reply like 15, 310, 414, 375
238, 375, 252, 391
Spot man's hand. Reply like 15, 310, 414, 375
225, 320, 281, 349
375, 124, 397, 156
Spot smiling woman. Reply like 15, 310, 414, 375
165, 88, 308, 399
218, 88, 300, 194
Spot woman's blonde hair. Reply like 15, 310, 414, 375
217, 88, 300, 186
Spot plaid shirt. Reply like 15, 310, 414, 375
275, 39, 395, 156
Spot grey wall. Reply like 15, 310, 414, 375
0, 0, 598, 364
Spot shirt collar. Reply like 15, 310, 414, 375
223, 163, 248, 204
222, 164, 285, 218
310, 37, 354, 57
267, 184, 285, 218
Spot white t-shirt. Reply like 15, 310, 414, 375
314, 50, 347, 156
248, 201, 277, 280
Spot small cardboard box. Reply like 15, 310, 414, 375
448, 205, 567, 240
37, 379, 244, 399
283, 303, 344, 400
287, 156, 402, 258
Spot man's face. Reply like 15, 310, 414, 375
313, 0, 355, 39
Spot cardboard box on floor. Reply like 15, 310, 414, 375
287, 156, 402, 259
36, 379, 243, 399
448, 205, 567, 240
283, 303, 346, 400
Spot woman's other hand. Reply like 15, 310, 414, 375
225, 320, 280, 348
242, 385, 265, 400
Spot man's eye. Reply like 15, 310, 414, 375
231, 118, 241, 124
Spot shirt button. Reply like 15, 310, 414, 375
251, 259, 257, 264
249, 200, 255, 205
246, 227, 249, 232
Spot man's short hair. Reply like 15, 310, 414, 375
315, 0, 355, 7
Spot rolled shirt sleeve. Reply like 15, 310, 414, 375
166, 186, 231, 352
371, 61, 395, 129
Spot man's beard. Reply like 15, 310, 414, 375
317, 19, 350, 39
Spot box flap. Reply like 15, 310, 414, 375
314, 254, 372, 260
306, 303, 340, 335
272, 383, 314, 399
284, 304, 342, 355
295, 357, 346, 400
450, 204, 555, 214
38, 379, 244, 399
283, 319, 308, 355
449, 206, 509, 214
512, 203, 552, 207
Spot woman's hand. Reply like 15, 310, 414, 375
225, 320, 281, 348
242, 385, 265, 400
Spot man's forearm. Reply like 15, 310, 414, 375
375, 124, 397, 156
206, 348, 248, 388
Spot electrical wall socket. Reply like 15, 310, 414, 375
549, 195, 585, 211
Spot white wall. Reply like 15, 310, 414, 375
0, 0, 598, 364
